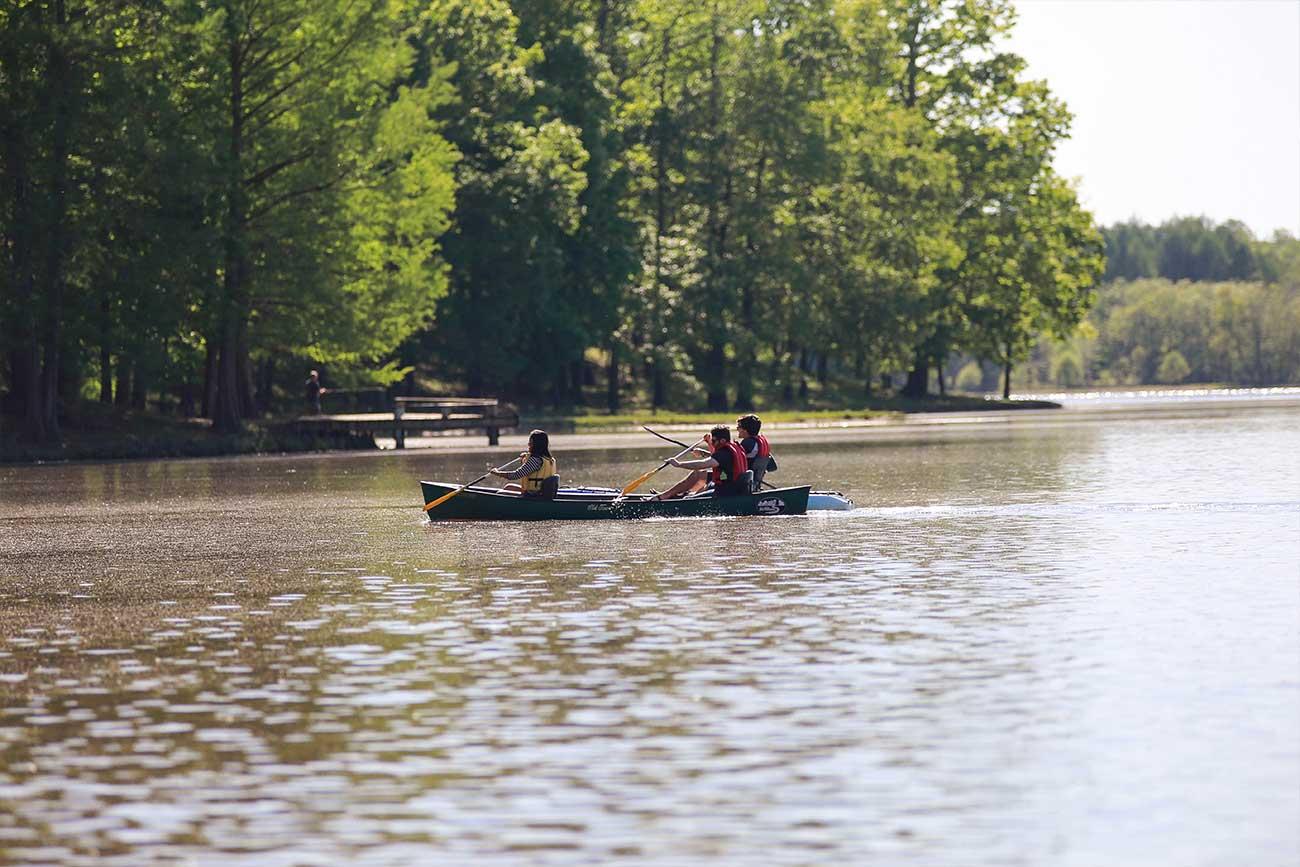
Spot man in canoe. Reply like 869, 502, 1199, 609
488, 429, 559, 498
736, 414, 775, 491
652, 425, 750, 500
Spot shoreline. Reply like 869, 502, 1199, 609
4, 388, 1299, 466
380, 394, 1300, 456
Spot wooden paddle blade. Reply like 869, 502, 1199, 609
424, 472, 490, 512
423, 487, 464, 511
620, 466, 660, 496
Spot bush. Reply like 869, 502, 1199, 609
1051, 350, 1084, 388
1156, 349, 1191, 384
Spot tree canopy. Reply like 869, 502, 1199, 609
2, 0, 1126, 443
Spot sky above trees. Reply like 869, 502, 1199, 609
1005, 0, 1300, 239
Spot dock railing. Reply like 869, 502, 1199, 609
289, 395, 518, 447
392, 397, 518, 447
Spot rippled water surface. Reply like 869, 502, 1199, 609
2, 406, 1298, 866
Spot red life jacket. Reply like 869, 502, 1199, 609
710, 441, 748, 488
754, 434, 770, 460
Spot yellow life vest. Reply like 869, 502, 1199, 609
520, 455, 557, 495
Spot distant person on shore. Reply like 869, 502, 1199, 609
490, 429, 559, 498
736, 414, 776, 491
304, 370, 324, 414
653, 425, 750, 500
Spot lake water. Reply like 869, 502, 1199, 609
1, 404, 1298, 866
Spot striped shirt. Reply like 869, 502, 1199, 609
502, 455, 543, 480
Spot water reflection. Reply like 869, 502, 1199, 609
1, 409, 1297, 865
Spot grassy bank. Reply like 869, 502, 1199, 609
526, 394, 1059, 432
1, 394, 1058, 464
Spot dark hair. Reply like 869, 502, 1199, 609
736, 414, 761, 435
709, 425, 730, 442
527, 429, 551, 458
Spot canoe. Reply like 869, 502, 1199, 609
557, 485, 854, 512
420, 481, 811, 521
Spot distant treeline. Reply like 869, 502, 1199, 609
953, 218, 1300, 392
1, 0, 1105, 443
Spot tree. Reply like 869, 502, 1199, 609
408, 0, 597, 400
174, 0, 456, 431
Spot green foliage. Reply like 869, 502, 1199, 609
1103, 216, 1270, 283
36, 0, 1295, 438
1156, 349, 1190, 384
954, 361, 985, 392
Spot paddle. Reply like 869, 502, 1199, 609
619, 437, 705, 497
641, 425, 696, 451
423, 455, 524, 512
644, 424, 778, 490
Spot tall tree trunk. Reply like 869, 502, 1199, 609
115, 357, 132, 408
235, 325, 255, 417
736, 147, 766, 412
701, 16, 731, 416
4, 114, 40, 437
202, 341, 218, 418
649, 28, 671, 411
606, 338, 619, 412
131, 365, 147, 410
1002, 356, 1013, 400
14, 344, 40, 435
901, 349, 928, 398
32, 0, 72, 442
213, 283, 244, 432
213, 22, 247, 433
99, 291, 112, 403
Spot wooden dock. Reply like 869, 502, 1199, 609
290, 397, 519, 447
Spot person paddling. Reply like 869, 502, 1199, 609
489, 429, 559, 498
736, 414, 775, 491
653, 425, 749, 500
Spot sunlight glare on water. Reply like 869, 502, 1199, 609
1, 405, 1297, 866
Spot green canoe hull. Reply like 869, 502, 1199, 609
420, 481, 811, 521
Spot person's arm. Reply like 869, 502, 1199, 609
669, 456, 718, 470
492, 455, 541, 479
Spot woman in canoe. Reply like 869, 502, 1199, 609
489, 429, 559, 498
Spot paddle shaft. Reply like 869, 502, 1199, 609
642, 425, 695, 451
620, 438, 704, 496
644, 424, 776, 489
423, 455, 524, 512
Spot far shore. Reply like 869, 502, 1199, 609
4, 386, 1299, 465
385, 390, 1300, 456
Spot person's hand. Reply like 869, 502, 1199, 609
667, 458, 681, 468
488, 468, 502, 477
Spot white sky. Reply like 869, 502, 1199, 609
1004, 0, 1300, 238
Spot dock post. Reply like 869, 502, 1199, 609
487, 426, 499, 446
394, 402, 405, 449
